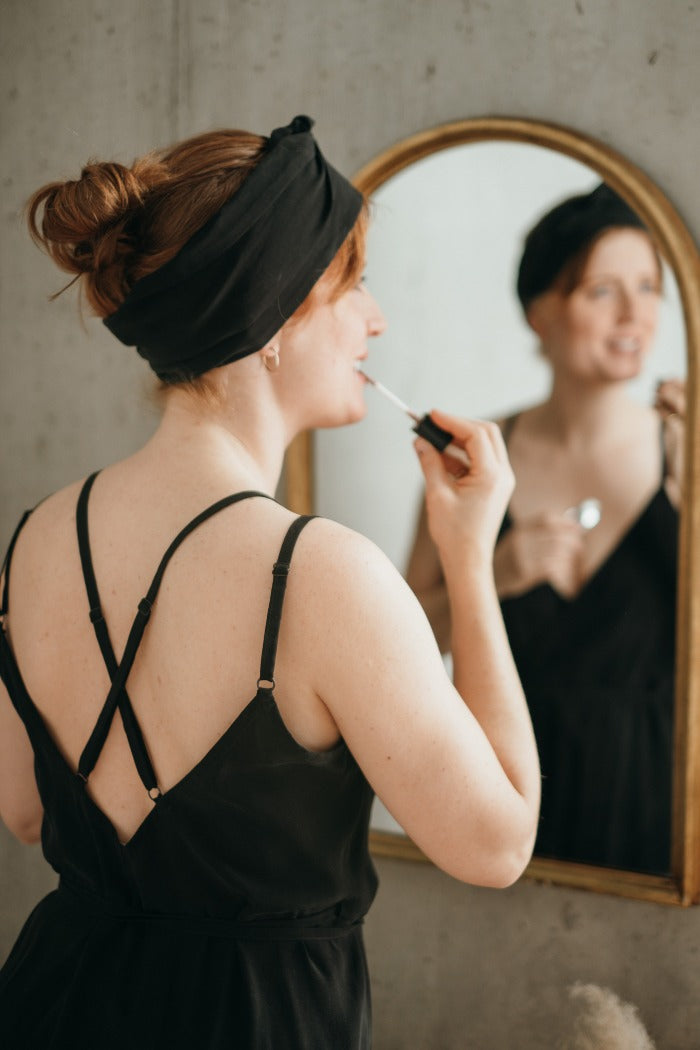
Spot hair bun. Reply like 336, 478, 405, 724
27, 155, 167, 314
26, 130, 269, 320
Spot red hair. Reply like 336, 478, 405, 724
27, 129, 368, 390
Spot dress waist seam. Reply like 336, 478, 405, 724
56, 881, 362, 941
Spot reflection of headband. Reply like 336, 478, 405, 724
104, 116, 362, 381
516, 183, 647, 311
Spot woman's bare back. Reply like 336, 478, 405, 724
3, 459, 339, 843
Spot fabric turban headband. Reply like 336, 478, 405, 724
104, 116, 363, 382
516, 183, 648, 312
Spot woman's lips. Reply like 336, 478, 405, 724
608, 336, 642, 354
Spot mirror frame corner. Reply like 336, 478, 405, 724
286, 116, 700, 905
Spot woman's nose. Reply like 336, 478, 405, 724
616, 286, 637, 321
365, 290, 387, 337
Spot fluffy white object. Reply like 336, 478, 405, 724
560, 983, 656, 1050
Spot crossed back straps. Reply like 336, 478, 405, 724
73, 472, 314, 800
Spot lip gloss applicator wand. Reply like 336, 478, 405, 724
357, 368, 471, 469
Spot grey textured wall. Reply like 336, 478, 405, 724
1, 1, 699, 1047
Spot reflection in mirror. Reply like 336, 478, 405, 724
314, 140, 686, 879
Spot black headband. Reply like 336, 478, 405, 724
516, 183, 648, 311
104, 116, 363, 381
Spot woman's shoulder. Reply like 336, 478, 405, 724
1, 478, 91, 613
293, 515, 403, 590
493, 403, 540, 443
4, 477, 87, 557
286, 516, 420, 638
618, 401, 665, 453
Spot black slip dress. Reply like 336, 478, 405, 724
498, 418, 678, 874
0, 473, 378, 1050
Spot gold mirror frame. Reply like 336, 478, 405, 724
286, 117, 700, 905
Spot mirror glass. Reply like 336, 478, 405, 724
313, 139, 686, 879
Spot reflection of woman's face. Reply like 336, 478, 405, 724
530, 229, 661, 385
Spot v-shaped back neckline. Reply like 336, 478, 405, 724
0, 624, 270, 848
74, 472, 275, 796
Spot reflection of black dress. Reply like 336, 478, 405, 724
498, 446, 678, 874
0, 478, 377, 1049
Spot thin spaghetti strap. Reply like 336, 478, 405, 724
77, 489, 275, 788
659, 415, 670, 481
0, 509, 33, 625
77, 472, 162, 799
258, 515, 316, 690
76, 473, 101, 617
0, 505, 55, 745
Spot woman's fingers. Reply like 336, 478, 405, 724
427, 409, 509, 464
414, 419, 499, 486
655, 377, 686, 419
420, 414, 509, 491
495, 516, 585, 599
413, 436, 446, 486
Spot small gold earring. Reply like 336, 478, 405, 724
263, 346, 280, 372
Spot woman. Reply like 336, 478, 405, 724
408, 184, 682, 875
0, 117, 540, 1049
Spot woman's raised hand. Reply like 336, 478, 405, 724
413, 409, 515, 571
493, 515, 585, 599
655, 377, 686, 420
655, 377, 686, 507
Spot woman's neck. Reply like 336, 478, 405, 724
533, 376, 641, 451
143, 385, 288, 496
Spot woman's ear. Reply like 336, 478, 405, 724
260, 342, 280, 373
525, 291, 556, 341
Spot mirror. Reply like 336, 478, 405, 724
285, 118, 700, 905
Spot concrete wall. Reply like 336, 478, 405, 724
1, 1, 699, 1046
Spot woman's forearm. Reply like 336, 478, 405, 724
446, 556, 540, 809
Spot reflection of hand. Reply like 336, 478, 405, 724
493, 515, 585, 599
655, 378, 685, 506
655, 377, 686, 420
413, 409, 515, 572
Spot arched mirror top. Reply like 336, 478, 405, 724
354, 117, 700, 316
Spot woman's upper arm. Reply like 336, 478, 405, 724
298, 524, 534, 886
